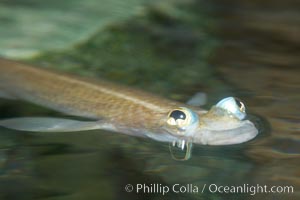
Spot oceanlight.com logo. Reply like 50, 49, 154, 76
208, 184, 294, 196
124, 183, 294, 196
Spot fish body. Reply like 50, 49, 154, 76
0, 58, 258, 146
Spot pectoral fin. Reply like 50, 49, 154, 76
0, 117, 111, 132
186, 92, 207, 106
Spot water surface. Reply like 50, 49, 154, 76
0, 0, 299, 199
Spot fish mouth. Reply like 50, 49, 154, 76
192, 120, 258, 145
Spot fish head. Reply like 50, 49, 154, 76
164, 97, 258, 145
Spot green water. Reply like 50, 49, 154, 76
0, 0, 299, 199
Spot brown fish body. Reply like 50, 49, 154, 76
0, 58, 187, 134
0, 58, 259, 148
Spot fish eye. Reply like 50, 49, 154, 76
169, 110, 186, 121
166, 107, 198, 132
234, 98, 245, 112
216, 97, 246, 120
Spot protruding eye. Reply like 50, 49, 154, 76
169, 110, 186, 121
234, 98, 245, 113
166, 107, 198, 133
216, 97, 246, 120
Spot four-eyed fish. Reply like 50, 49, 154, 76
0, 58, 258, 160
